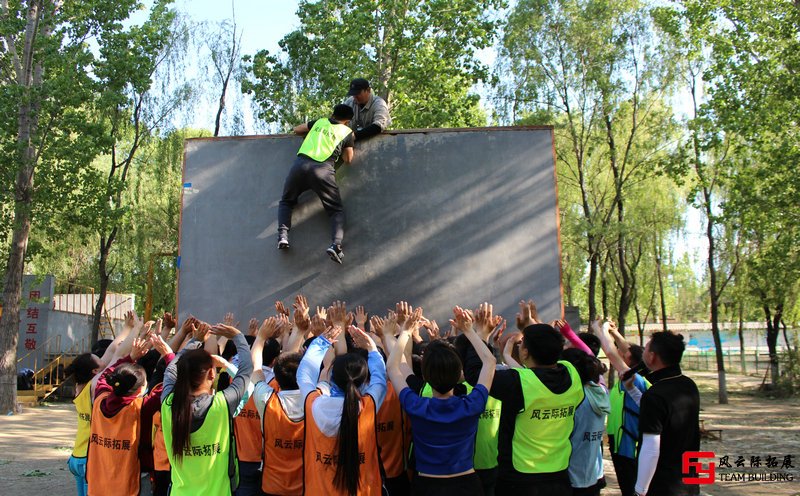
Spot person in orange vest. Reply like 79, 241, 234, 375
250, 316, 305, 496
160, 321, 253, 496
386, 305, 496, 496
86, 335, 165, 496
298, 312, 387, 496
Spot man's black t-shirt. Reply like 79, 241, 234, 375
302, 118, 355, 164
638, 365, 700, 496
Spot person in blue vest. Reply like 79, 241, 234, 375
277, 104, 356, 264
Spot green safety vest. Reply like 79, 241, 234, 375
162, 392, 239, 495
512, 362, 584, 474
297, 118, 353, 162
420, 382, 501, 470
607, 375, 650, 455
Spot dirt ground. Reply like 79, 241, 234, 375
0, 371, 798, 495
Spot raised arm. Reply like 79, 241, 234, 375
297, 326, 342, 400
452, 307, 496, 391
348, 325, 387, 409
593, 318, 629, 374
554, 319, 594, 356
210, 324, 253, 417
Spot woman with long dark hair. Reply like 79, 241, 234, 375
160, 321, 252, 495
298, 307, 387, 496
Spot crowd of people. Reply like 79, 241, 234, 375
64, 296, 701, 496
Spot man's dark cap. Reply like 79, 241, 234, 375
333, 103, 354, 121
347, 78, 370, 96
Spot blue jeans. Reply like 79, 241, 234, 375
67, 455, 88, 496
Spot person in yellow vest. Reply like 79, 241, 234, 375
65, 353, 103, 496
160, 321, 253, 496
277, 103, 356, 264
464, 307, 585, 496
298, 323, 386, 495
387, 305, 496, 496
67, 310, 151, 496
86, 336, 160, 496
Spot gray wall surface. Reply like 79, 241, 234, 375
178, 127, 564, 328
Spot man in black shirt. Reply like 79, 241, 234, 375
635, 331, 700, 496
277, 104, 355, 264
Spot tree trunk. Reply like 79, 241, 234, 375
738, 303, 746, 374
587, 248, 598, 322
706, 193, 728, 404
656, 236, 668, 332
0, 0, 44, 414
763, 302, 781, 387
91, 235, 113, 345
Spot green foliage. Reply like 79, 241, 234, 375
242, 0, 503, 129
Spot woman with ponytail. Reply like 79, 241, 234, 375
160, 320, 252, 495
86, 332, 166, 496
298, 303, 387, 496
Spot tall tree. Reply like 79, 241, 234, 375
242, 0, 503, 129
0, 0, 150, 412
498, 0, 679, 330
80, 1, 190, 344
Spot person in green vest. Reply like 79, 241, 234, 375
277, 103, 356, 264
463, 302, 585, 496
160, 321, 252, 496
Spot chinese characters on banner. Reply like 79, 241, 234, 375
16, 275, 54, 371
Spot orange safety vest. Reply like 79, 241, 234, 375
303, 391, 382, 496
262, 389, 305, 495
86, 392, 143, 496
376, 381, 409, 478
234, 395, 263, 463
152, 410, 171, 471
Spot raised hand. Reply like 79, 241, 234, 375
421, 318, 440, 340
276, 314, 293, 337
275, 301, 290, 317
223, 312, 239, 328
488, 318, 507, 348
354, 306, 368, 329
369, 315, 384, 335
248, 318, 259, 336
124, 310, 137, 329
293, 294, 309, 318
258, 317, 279, 340
209, 323, 240, 339
347, 324, 377, 351
474, 302, 498, 340
315, 306, 328, 321
395, 301, 412, 327
384, 311, 400, 336
294, 306, 310, 333
328, 301, 348, 327
516, 300, 540, 330
149, 333, 173, 357
450, 306, 475, 334
130, 336, 153, 361
192, 321, 211, 342
322, 324, 343, 344
309, 314, 327, 337
162, 312, 177, 331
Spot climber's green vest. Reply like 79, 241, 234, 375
420, 382, 501, 470
512, 361, 584, 474
162, 392, 238, 495
297, 118, 353, 162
